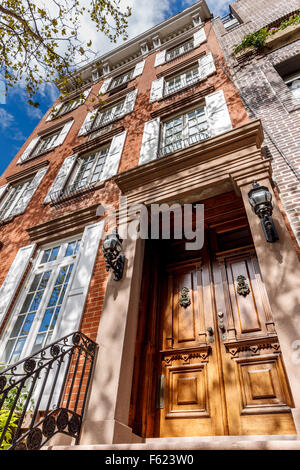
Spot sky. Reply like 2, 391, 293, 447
0, 0, 232, 177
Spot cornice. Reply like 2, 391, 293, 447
113, 120, 265, 205
27, 204, 101, 243
57, 1, 212, 91
151, 84, 215, 119
6, 160, 50, 183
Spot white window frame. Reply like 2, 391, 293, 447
30, 129, 61, 158
0, 235, 82, 365
92, 99, 126, 129
110, 69, 134, 90
0, 178, 33, 221
164, 66, 200, 96
165, 38, 194, 62
67, 145, 110, 191
160, 105, 209, 156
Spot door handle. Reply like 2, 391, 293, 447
217, 312, 226, 340
207, 326, 214, 343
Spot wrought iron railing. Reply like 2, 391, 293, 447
158, 130, 210, 158
0, 332, 97, 450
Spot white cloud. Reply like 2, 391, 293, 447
205, 0, 232, 17
0, 108, 14, 131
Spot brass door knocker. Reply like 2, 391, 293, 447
236, 275, 250, 297
179, 287, 191, 308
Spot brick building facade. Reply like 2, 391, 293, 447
0, 0, 300, 450
213, 0, 300, 248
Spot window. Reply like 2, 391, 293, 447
284, 72, 300, 101
110, 69, 134, 90
31, 129, 61, 158
165, 66, 200, 96
0, 238, 82, 364
160, 107, 209, 156
0, 178, 34, 221
166, 39, 194, 62
55, 98, 80, 117
222, 12, 240, 31
92, 99, 126, 129
68, 146, 109, 192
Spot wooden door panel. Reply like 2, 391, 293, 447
158, 261, 225, 437
236, 354, 293, 414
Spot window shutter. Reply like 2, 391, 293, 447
44, 154, 78, 203
81, 87, 92, 101
205, 90, 232, 137
55, 220, 105, 339
132, 60, 146, 78
0, 244, 36, 326
193, 27, 206, 47
0, 183, 9, 201
9, 167, 49, 217
122, 89, 138, 115
198, 53, 216, 80
155, 50, 166, 67
54, 119, 74, 147
99, 77, 112, 95
100, 131, 127, 181
78, 110, 96, 136
139, 118, 160, 165
150, 77, 164, 103
16, 137, 40, 164
46, 102, 63, 122
42, 220, 105, 409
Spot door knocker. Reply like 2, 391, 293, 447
236, 275, 250, 297
179, 287, 191, 308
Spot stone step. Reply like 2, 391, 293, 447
44, 435, 300, 451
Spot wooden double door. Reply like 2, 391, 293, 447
130, 243, 296, 437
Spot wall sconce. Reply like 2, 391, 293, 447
248, 181, 279, 243
102, 228, 125, 281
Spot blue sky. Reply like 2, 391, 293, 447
0, 0, 232, 177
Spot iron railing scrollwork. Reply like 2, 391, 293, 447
0, 332, 97, 450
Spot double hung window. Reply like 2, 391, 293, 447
166, 39, 194, 62
165, 67, 200, 95
68, 146, 109, 191
0, 238, 81, 364
92, 99, 125, 129
31, 130, 61, 158
110, 69, 134, 90
0, 178, 34, 221
160, 107, 208, 156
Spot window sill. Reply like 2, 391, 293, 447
162, 73, 215, 101
165, 47, 195, 65
49, 181, 105, 206
19, 146, 58, 165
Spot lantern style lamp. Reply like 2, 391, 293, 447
248, 181, 279, 243
102, 228, 125, 281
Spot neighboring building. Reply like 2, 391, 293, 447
213, 0, 300, 248
0, 0, 300, 451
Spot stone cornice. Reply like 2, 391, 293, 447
114, 119, 264, 193
6, 160, 50, 184
27, 204, 101, 243
151, 84, 215, 119
113, 120, 270, 208
57, 1, 212, 91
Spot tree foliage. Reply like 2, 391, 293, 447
0, 0, 131, 106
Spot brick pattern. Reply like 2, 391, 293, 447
213, 0, 300, 244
